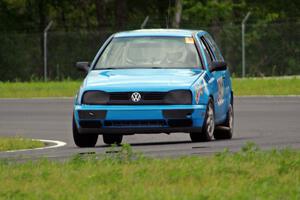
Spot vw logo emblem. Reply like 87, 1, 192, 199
131, 92, 141, 102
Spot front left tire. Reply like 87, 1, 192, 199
73, 115, 98, 147
190, 98, 215, 142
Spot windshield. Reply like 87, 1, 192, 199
94, 36, 201, 69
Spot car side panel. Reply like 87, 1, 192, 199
195, 33, 224, 123
203, 33, 230, 123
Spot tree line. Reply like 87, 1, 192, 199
0, 0, 299, 81
0, 0, 299, 31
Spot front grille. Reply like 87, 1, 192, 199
110, 93, 130, 101
108, 92, 166, 105
143, 93, 165, 100
104, 120, 167, 127
79, 120, 102, 128
168, 119, 193, 127
163, 109, 193, 119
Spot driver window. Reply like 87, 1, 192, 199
199, 39, 212, 65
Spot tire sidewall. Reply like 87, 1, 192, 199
228, 103, 234, 136
202, 98, 215, 141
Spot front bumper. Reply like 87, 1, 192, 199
74, 104, 206, 134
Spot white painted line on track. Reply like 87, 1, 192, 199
5, 139, 67, 153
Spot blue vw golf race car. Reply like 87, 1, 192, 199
73, 29, 234, 147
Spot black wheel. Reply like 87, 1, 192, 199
214, 103, 233, 140
190, 98, 215, 142
103, 134, 123, 145
73, 115, 98, 147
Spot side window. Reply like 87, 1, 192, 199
204, 34, 224, 61
199, 38, 213, 65
201, 37, 216, 61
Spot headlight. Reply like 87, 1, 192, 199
82, 91, 109, 105
164, 90, 192, 105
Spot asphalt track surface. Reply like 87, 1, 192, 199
0, 96, 300, 160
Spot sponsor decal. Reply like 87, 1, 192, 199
194, 81, 204, 104
185, 37, 194, 44
217, 77, 224, 105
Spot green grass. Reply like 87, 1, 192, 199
0, 137, 44, 151
0, 81, 80, 98
0, 143, 300, 199
0, 77, 300, 98
232, 77, 300, 96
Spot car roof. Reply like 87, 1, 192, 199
114, 29, 206, 38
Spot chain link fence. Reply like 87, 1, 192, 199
0, 22, 299, 81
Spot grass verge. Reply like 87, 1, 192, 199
0, 77, 300, 98
0, 137, 44, 151
0, 81, 80, 98
232, 77, 300, 96
0, 143, 300, 199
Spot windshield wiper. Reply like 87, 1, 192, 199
98, 66, 138, 70
97, 67, 117, 70
149, 67, 164, 69
96, 66, 165, 70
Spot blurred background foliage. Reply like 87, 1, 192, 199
0, 0, 299, 81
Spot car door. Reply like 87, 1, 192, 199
200, 35, 227, 123
204, 34, 231, 115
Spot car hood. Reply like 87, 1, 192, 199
84, 69, 203, 92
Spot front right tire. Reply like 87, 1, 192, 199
73, 115, 98, 147
214, 103, 233, 140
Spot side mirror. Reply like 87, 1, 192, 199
209, 61, 227, 72
76, 62, 90, 72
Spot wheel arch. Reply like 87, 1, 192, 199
206, 94, 216, 115
208, 94, 215, 108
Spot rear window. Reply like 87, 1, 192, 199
94, 36, 201, 69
